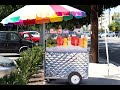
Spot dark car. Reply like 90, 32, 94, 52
0, 31, 35, 53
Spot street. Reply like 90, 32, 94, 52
99, 37, 120, 65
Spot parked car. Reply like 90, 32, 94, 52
107, 31, 115, 37
99, 31, 115, 38
19, 32, 40, 46
115, 31, 119, 37
0, 31, 35, 53
117, 32, 120, 38
0, 56, 16, 78
83, 31, 91, 37
24, 31, 40, 37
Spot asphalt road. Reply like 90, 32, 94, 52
45, 77, 120, 85
99, 37, 120, 66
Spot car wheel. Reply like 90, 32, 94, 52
68, 72, 82, 85
19, 48, 27, 53
46, 79, 55, 83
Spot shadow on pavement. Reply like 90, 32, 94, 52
99, 42, 120, 66
81, 77, 120, 85
45, 77, 120, 85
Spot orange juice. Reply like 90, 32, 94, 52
79, 38, 84, 47
68, 35, 71, 41
67, 35, 71, 46
83, 35, 88, 48
63, 38, 68, 47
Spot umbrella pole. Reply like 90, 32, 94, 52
17, 25, 18, 32
42, 23, 46, 78
43, 23, 46, 51
40, 23, 46, 49
105, 29, 110, 76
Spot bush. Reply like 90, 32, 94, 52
0, 46, 43, 85
47, 39, 56, 47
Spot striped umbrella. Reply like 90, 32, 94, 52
1, 5, 86, 50
1, 5, 86, 25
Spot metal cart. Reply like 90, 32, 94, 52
44, 47, 89, 85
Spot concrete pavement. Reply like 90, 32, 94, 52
86, 63, 120, 85
44, 57, 120, 85
1, 53, 120, 85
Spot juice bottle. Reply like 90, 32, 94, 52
71, 35, 79, 46
56, 36, 63, 46
63, 38, 68, 47
83, 35, 88, 48
67, 35, 71, 46
79, 35, 84, 48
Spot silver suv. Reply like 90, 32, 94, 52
107, 31, 115, 37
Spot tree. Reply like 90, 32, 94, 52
0, 5, 24, 21
99, 28, 104, 32
108, 21, 120, 31
71, 5, 118, 63
90, 5, 98, 63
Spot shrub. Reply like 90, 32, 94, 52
47, 39, 56, 47
0, 46, 43, 85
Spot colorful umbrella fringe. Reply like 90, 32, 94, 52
1, 5, 86, 26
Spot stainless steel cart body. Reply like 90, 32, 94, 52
44, 48, 89, 81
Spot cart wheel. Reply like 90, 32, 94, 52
46, 79, 50, 83
46, 79, 54, 83
68, 72, 82, 85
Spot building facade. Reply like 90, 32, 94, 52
98, 9, 113, 32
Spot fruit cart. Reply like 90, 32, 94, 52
44, 33, 89, 85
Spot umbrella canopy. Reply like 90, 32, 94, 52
1, 5, 86, 25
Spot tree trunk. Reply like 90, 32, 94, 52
90, 5, 98, 63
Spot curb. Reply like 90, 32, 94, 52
0, 53, 20, 57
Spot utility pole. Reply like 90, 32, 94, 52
108, 8, 111, 32
101, 15, 102, 30
91, 5, 98, 63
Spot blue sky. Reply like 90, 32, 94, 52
103, 5, 120, 14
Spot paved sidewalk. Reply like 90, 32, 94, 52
5, 55, 120, 85
44, 57, 120, 85
85, 63, 120, 85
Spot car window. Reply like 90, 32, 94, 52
0, 32, 7, 40
29, 32, 39, 35
9, 33, 19, 41
0, 62, 16, 67
23, 33, 29, 38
